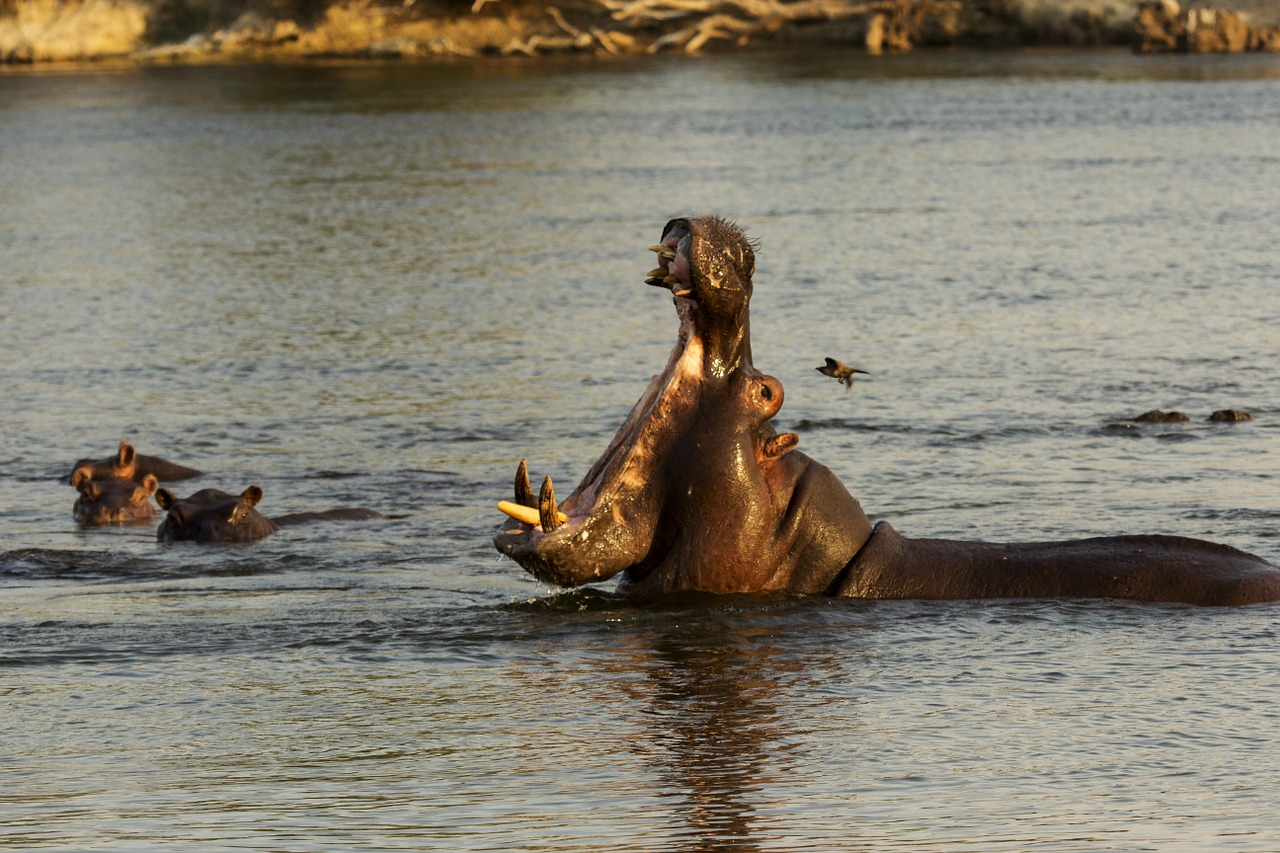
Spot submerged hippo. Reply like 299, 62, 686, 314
156, 485, 382, 543
494, 216, 1280, 606
69, 441, 202, 486
73, 473, 159, 525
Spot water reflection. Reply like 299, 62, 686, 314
608, 605, 850, 851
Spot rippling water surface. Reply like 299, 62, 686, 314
3, 49, 1280, 850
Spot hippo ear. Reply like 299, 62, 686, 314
155, 488, 176, 510
118, 441, 135, 467
71, 467, 92, 490
138, 474, 159, 498
241, 485, 264, 507
763, 432, 800, 460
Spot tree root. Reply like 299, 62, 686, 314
492, 0, 959, 57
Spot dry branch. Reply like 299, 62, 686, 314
488, 0, 958, 57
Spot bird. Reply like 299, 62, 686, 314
816, 357, 869, 391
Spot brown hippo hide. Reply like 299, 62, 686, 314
494, 216, 1280, 606
73, 473, 159, 526
835, 522, 1280, 606
156, 485, 382, 544
70, 440, 202, 486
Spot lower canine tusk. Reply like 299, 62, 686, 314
498, 500, 568, 526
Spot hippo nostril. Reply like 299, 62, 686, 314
761, 385, 773, 401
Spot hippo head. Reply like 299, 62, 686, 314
69, 440, 202, 485
155, 485, 280, 543
70, 440, 139, 485
72, 472, 159, 525
494, 216, 873, 595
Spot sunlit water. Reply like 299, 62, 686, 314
3, 49, 1280, 850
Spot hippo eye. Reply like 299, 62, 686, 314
228, 506, 247, 525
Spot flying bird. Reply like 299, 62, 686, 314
816, 357, 869, 391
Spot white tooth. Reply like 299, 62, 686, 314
498, 500, 568, 526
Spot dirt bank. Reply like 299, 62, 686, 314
2, 0, 1278, 63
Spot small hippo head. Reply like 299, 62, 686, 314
72, 473, 159, 526
69, 441, 203, 485
155, 485, 280, 544
70, 440, 139, 485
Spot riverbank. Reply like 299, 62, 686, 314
1, 0, 1278, 64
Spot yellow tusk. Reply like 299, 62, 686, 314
673, 289, 693, 298
498, 500, 568, 526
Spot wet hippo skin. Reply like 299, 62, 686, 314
494, 216, 1280, 605
156, 485, 382, 543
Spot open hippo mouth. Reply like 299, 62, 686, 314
494, 216, 869, 594
494, 216, 764, 588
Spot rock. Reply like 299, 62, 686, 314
1135, 0, 1182, 50
1134, 0, 1279, 52
0, 0, 147, 62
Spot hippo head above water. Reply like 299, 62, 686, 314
495, 215, 1280, 605
155, 485, 382, 544
72, 472, 159, 526
156, 485, 279, 543
495, 216, 871, 595
70, 440, 203, 486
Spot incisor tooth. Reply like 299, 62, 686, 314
673, 289, 693, 298
663, 274, 680, 284
498, 500, 568, 527
648, 267, 666, 278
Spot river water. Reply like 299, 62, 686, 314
3, 48, 1280, 850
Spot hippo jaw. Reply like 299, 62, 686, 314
493, 255, 713, 586
494, 216, 873, 594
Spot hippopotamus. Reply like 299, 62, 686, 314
494, 215, 1280, 606
156, 485, 382, 543
69, 441, 202, 486
72, 473, 160, 525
